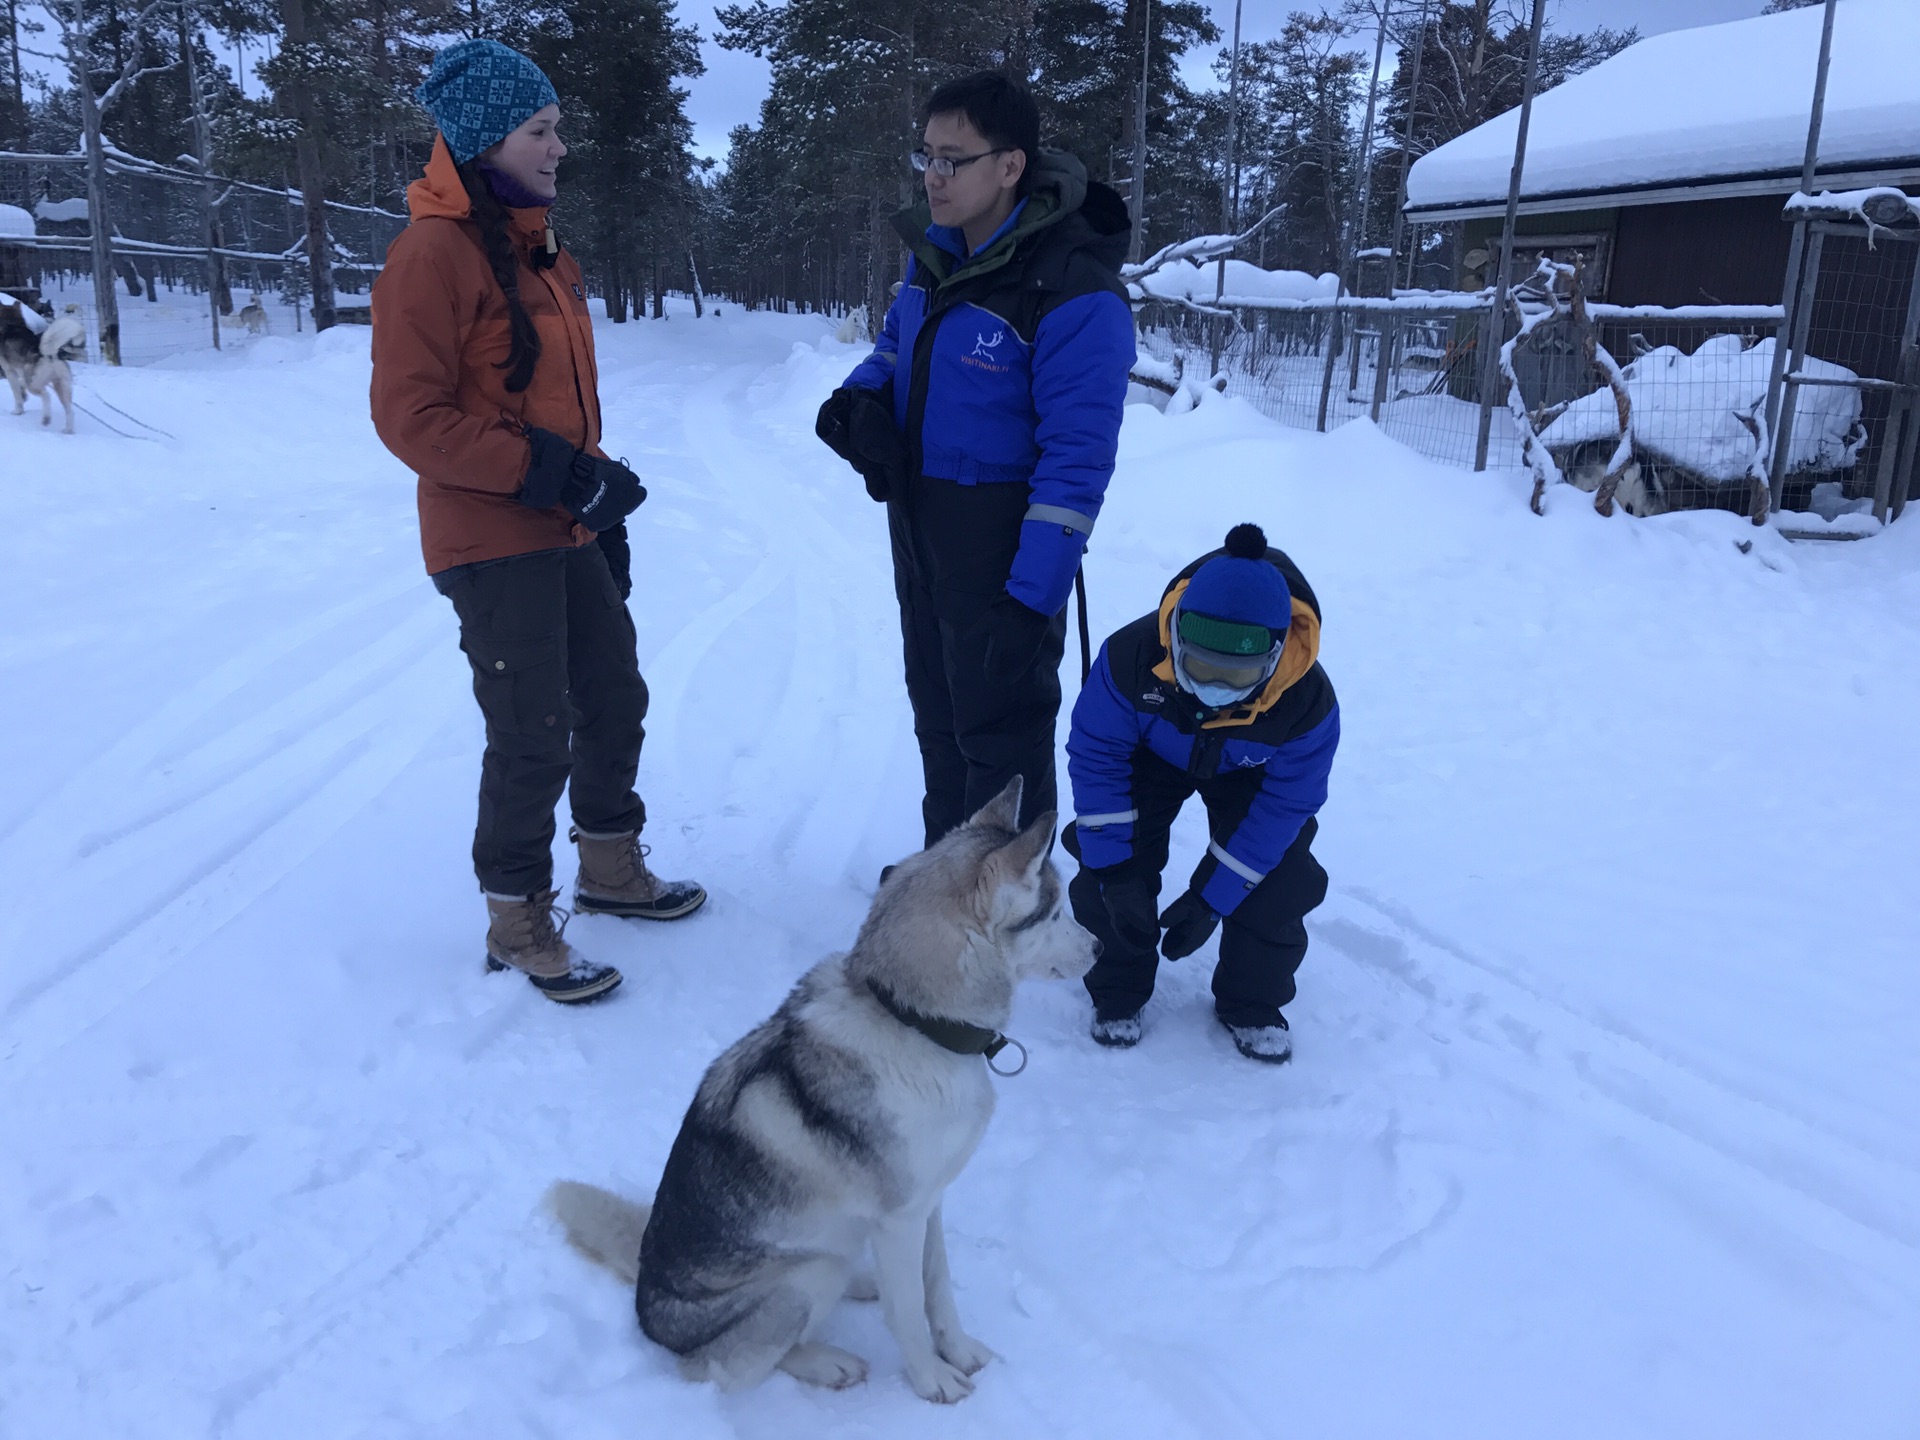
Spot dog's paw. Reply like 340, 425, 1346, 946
844, 1270, 880, 1302
778, 1342, 869, 1390
905, 1356, 976, 1404
934, 1329, 995, 1376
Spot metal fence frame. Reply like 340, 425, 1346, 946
1133, 292, 1884, 519
1766, 204, 1920, 524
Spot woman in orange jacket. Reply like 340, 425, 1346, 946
372, 39, 704, 1004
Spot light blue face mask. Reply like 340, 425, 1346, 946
1186, 677, 1259, 709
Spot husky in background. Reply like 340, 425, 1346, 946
220, 293, 270, 337
3, 301, 84, 434
548, 779, 1099, 1403
1, 297, 41, 416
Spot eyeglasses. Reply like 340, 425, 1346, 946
911, 148, 1008, 178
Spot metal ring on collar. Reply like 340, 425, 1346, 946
986, 1037, 1029, 1077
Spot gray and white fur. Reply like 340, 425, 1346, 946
547, 778, 1099, 1403
3, 306, 84, 435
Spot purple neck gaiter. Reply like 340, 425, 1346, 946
480, 164, 554, 211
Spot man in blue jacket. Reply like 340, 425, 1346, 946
817, 72, 1135, 845
1064, 524, 1339, 1063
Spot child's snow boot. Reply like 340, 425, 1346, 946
485, 890, 622, 1004
1090, 1010, 1143, 1049
1221, 1013, 1291, 1064
570, 828, 707, 920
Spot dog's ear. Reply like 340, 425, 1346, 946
964, 777, 1023, 834
976, 807, 1056, 923
999, 809, 1057, 882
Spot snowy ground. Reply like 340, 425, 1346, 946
29, 273, 361, 367
4, 303, 1918, 1439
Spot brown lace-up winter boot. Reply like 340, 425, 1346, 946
570, 828, 708, 920
484, 890, 622, 1004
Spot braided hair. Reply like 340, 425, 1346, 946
455, 159, 555, 394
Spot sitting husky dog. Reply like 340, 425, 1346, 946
548, 779, 1099, 1403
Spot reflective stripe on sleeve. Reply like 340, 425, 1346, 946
1207, 839, 1266, 887
1025, 503, 1096, 534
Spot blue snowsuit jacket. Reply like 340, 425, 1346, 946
842, 152, 1137, 616
1067, 545, 1340, 917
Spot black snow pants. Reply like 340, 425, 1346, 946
889, 472, 1068, 847
433, 543, 649, 897
1067, 753, 1329, 1028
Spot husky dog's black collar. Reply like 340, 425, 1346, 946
864, 980, 1028, 1076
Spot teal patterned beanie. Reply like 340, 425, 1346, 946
417, 40, 559, 165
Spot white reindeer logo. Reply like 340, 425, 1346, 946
971, 328, 1005, 360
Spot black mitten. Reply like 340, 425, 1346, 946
521, 428, 647, 532
562, 452, 646, 532
815, 387, 856, 461
1158, 889, 1220, 961
847, 388, 908, 502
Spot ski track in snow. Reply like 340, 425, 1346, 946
2, 308, 1917, 1438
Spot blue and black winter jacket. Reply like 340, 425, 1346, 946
842, 152, 1136, 616
1068, 545, 1340, 917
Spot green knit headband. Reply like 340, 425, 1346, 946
1178, 609, 1275, 656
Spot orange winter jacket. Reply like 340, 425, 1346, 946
371, 135, 604, 574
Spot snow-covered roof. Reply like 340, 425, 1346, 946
1405, 0, 1920, 220
0, 203, 34, 239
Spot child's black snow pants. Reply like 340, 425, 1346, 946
433, 542, 648, 898
1067, 755, 1329, 1028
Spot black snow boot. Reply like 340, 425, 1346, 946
1220, 1013, 1291, 1064
1090, 1010, 1143, 1049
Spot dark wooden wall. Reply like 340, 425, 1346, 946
1608, 195, 1794, 308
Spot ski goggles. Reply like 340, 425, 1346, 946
1176, 638, 1282, 693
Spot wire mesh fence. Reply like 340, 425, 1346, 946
1772, 215, 1920, 522
1138, 286, 1919, 525
1135, 296, 1516, 469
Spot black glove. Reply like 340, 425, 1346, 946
1091, 867, 1159, 953
815, 386, 856, 459
597, 520, 632, 600
816, 386, 906, 502
980, 591, 1051, 685
847, 389, 908, 502
1158, 888, 1220, 961
522, 426, 647, 532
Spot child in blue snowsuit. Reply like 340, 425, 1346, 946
1064, 524, 1339, 1063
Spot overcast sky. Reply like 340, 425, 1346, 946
681, 0, 1782, 162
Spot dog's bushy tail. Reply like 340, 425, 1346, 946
40, 317, 85, 362
544, 1181, 652, 1285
